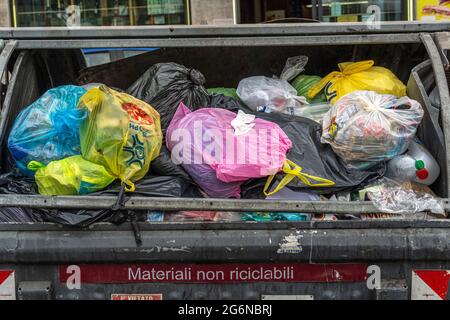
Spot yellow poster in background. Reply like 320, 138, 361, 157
416, 0, 450, 20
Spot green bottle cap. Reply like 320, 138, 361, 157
415, 160, 425, 170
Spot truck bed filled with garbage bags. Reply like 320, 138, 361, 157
0, 28, 450, 228
1, 24, 450, 300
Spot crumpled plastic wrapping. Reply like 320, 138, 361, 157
279, 55, 308, 81
365, 178, 445, 215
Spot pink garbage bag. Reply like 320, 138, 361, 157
166, 103, 292, 198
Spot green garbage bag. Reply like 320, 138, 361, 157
207, 87, 240, 101
291, 75, 327, 103
28, 155, 116, 195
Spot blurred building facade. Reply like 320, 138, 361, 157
0, 0, 236, 27
0, 1, 446, 27
0, 1, 10, 27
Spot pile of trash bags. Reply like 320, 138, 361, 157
1, 57, 447, 225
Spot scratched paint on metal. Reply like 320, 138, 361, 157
277, 233, 303, 254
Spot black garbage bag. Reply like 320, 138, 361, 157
203, 96, 385, 197
208, 93, 253, 114
127, 62, 210, 135
0, 172, 37, 194
248, 112, 386, 196
92, 175, 203, 198
0, 172, 203, 227
150, 146, 194, 183
0, 207, 44, 223
33, 175, 204, 227
240, 179, 267, 199
0, 173, 43, 222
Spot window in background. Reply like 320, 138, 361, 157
10, 0, 189, 27
317, 0, 407, 22
239, 0, 409, 23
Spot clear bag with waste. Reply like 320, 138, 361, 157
321, 90, 424, 163
363, 178, 445, 215
237, 76, 309, 115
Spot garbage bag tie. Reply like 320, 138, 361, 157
263, 159, 335, 196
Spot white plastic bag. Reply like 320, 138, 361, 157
237, 76, 308, 114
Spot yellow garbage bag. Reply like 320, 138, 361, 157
78, 85, 162, 191
28, 155, 116, 195
307, 60, 406, 104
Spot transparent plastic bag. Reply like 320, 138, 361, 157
279, 55, 308, 81
255, 100, 330, 122
365, 178, 444, 215
280, 102, 331, 123
321, 90, 424, 163
8, 85, 87, 176
237, 76, 308, 114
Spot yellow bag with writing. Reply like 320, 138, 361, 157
307, 60, 406, 104
28, 155, 115, 195
78, 85, 162, 191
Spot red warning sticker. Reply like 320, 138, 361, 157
0, 270, 15, 300
111, 294, 162, 300
412, 270, 450, 300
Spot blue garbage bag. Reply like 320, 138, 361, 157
8, 85, 87, 176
